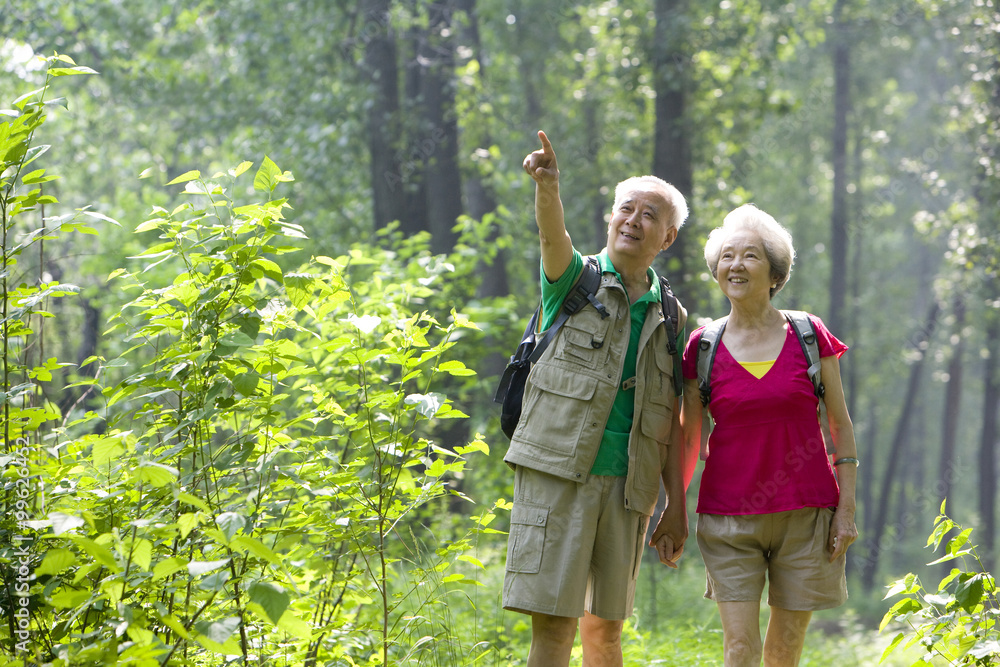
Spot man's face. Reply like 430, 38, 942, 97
606, 188, 677, 271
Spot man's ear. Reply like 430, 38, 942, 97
661, 227, 678, 250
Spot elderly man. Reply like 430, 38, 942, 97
503, 131, 690, 667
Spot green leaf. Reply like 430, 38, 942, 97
167, 170, 201, 186
879, 632, 905, 663
153, 556, 188, 581
196, 616, 240, 645
48, 588, 91, 609
231, 161, 253, 177
954, 573, 986, 612
219, 331, 256, 348
251, 258, 283, 282
437, 360, 476, 376
49, 512, 85, 535
177, 491, 210, 512
91, 436, 126, 468
49, 66, 98, 76
187, 559, 230, 576
35, 548, 77, 576
253, 156, 281, 193
71, 537, 120, 571
127, 538, 153, 571
456, 438, 489, 456
178, 512, 203, 539
233, 373, 260, 396
215, 512, 246, 540
284, 273, 316, 308
405, 393, 444, 418
137, 461, 177, 488
248, 582, 290, 624
231, 536, 282, 565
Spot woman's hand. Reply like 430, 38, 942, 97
649, 507, 688, 568
827, 506, 858, 562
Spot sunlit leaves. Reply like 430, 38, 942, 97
879, 510, 999, 665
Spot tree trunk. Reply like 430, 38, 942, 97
860, 300, 940, 589
652, 0, 694, 293
828, 0, 851, 333
457, 0, 508, 300
938, 296, 966, 509
401, 23, 430, 236
361, 0, 407, 230
978, 309, 998, 571
418, 0, 462, 254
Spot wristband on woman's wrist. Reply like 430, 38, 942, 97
833, 457, 860, 467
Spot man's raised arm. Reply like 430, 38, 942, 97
523, 130, 574, 282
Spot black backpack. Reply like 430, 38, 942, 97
494, 256, 682, 440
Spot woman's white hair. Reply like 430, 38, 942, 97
613, 176, 689, 232
704, 204, 796, 299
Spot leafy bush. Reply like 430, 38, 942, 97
1, 57, 500, 666
880, 501, 999, 666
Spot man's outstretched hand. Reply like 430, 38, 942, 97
523, 130, 559, 186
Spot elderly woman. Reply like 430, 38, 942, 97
680, 204, 858, 667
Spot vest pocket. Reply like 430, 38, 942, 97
556, 310, 612, 367
506, 502, 548, 574
645, 341, 676, 406
520, 365, 599, 454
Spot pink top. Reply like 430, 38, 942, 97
682, 315, 848, 515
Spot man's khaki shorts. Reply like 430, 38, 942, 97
696, 507, 847, 611
502, 466, 649, 620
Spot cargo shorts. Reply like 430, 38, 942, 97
696, 507, 848, 611
502, 466, 649, 620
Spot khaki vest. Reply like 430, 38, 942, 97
504, 272, 687, 515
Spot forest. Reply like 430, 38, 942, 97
1, 0, 998, 665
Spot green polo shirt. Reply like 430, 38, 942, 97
540, 249, 660, 476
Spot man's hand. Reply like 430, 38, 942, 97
649, 508, 688, 568
523, 130, 559, 186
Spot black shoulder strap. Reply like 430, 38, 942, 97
527, 255, 607, 364
658, 275, 683, 395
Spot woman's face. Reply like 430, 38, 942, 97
716, 228, 775, 304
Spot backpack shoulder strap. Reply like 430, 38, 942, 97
696, 317, 729, 408
782, 310, 823, 396
782, 310, 834, 454
696, 316, 728, 460
658, 276, 684, 396
528, 255, 607, 364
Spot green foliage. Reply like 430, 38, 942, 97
1, 62, 500, 666
879, 502, 1000, 666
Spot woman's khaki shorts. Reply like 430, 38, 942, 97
696, 507, 847, 611
502, 466, 649, 620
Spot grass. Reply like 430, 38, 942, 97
437, 542, 933, 667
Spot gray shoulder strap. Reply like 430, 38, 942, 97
696, 317, 728, 458
783, 310, 834, 454
696, 317, 729, 408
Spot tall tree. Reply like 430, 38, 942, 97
417, 0, 463, 253
979, 311, 999, 569
860, 300, 940, 589
361, 0, 408, 230
652, 0, 693, 288
937, 296, 966, 510
827, 0, 851, 332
